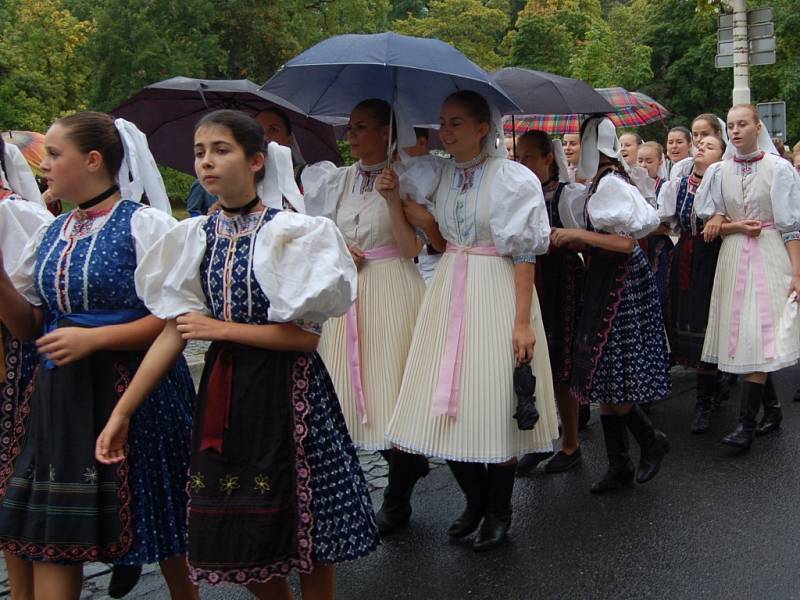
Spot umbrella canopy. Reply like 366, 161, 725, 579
2, 130, 45, 176
504, 86, 671, 136
261, 32, 519, 124
490, 68, 613, 115
112, 76, 341, 175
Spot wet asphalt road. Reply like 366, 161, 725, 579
99, 366, 800, 599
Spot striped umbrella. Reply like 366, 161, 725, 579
503, 87, 670, 136
1, 130, 46, 176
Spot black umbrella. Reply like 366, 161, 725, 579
112, 76, 341, 175
489, 68, 614, 115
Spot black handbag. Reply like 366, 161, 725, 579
513, 363, 540, 430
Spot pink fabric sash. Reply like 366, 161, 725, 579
728, 221, 776, 361
346, 245, 403, 424
431, 243, 501, 419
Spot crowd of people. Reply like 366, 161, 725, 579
0, 87, 799, 600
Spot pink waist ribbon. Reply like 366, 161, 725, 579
346, 245, 403, 424
431, 243, 501, 419
729, 221, 776, 361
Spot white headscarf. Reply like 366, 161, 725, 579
114, 118, 171, 214
486, 104, 508, 159
0, 142, 44, 206
551, 139, 571, 184
578, 116, 620, 180
257, 141, 305, 213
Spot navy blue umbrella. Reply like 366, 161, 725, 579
490, 68, 614, 115
261, 32, 519, 126
112, 76, 341, 175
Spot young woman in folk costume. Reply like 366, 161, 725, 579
515, 130, 585, 474
665, 126, 692, 174
301, 99, 436, 535
96, 110, 378, 600
658, 135, 727, 434
696, 104, 800, 450
0, 112, 196, 599
386, 90, 559, 551
670, 114, 726, 181
553, 116, 671, 494
0, 160, 53, 600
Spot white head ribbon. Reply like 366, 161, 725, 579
290, 137, 306, 167
722, 119, 781, 160
486, 104, 508, 159
578, 116, 620, 179
551, 139, 571, 183
257, 141, 305, 214
114, 118, 171, 214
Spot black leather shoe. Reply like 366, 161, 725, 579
376, 451, 428, 535
591, 415, 634, 494
446, 461, 486, 538
109, 564, 142, 599
722, 382, 764, 450
692, 373, 716, 434
622, 405, 669, 484
756, 376, 782, 437
589, 460, 634, 494
578, 404, 591, 430
515, 451, 553, 476
794, 387, 800, 402
544, 448, 582, 473
472, 514, 511, 552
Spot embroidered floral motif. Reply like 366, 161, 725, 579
253, 474, 271, 494
189, 472, 206, 491
218, 475, 240, 496
83, 466, 98, 484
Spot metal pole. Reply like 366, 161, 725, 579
731, 0, 750, 105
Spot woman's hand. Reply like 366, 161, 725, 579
176, 312, 226, 342
36, 327, 98, 366
735, 219, 763, 238
550, 227, 582, 248
702, 214, 725, 242
96, 412, 130, 464
376, 168, 401, 203
512, 322, 535, 364
789, 274, 800, 299
349, 245, 365, 269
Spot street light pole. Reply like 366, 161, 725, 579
731, 0, 750, 104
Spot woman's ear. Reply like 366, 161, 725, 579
251, 151, 266, 176
85, 149, 105, 174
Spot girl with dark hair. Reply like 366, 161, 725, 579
670, 114, 725, 180
386, 90, 559, 551
301, 99, 431, 535
255, 107, 308, 188
552, 116, 671, 495
0, 112, 196, 598
96, 109, 378, 599
666, 126, 692, 166
515, 130, 585, 473
658, 135, 728, 433
697, 104, 800, 450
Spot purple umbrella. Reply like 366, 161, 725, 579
112, 76, 341, 175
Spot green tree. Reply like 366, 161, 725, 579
86, 0, 225, 111
394, 0, 509, 70
0, 0, 94, 130
281, 0, 392, 52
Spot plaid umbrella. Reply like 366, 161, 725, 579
1, 130, 45, 176
503, 87, 670, 136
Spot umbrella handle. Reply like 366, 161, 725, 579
387, 68, 397, 167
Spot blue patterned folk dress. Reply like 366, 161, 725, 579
0, 200, 193, 564
176, 208, 378, 585
570, 171, 672, 406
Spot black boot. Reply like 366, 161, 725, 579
622, 405, 670, 484
473, 463, 515, 552
721, 381, 764, 450
691, 373, 716, 434
446, 461, 486, 538
712, 371, 731, 411
108, 564, 142, 599
590, 414, 634, 494
578, 404, 591, 430
794, 387, 800, 402
755, 376, 782, 437
376, 450, 429, 535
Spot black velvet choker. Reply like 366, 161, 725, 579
220, 196, 260, 215
78, 184, 119, 210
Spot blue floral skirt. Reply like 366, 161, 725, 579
571, 245, 672, 405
